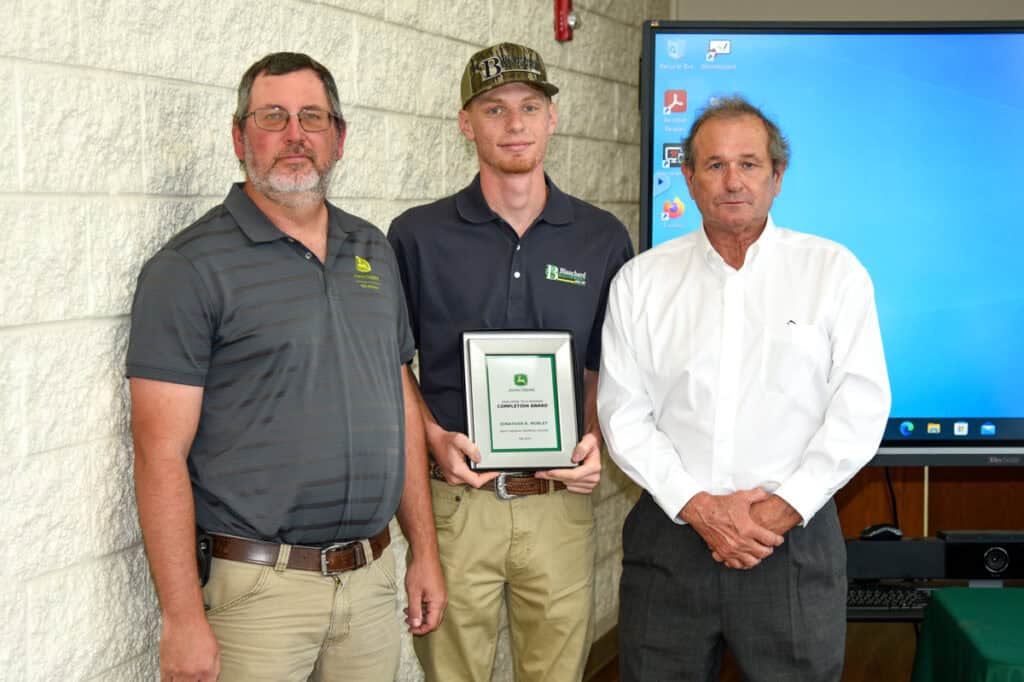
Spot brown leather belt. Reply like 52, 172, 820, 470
210, 527, 389, 576
429, 462, 566, 500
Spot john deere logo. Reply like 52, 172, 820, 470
514, 374, 528, 386
355, 256, 371, 273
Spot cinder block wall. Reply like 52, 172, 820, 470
0, 1, 666, 679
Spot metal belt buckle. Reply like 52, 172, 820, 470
495, 472, 519, 500
320, 541, 364, 576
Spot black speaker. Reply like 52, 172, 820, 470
846, 538, 946, 579
938, 530, 1024, 579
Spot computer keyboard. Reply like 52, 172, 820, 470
847, 583, 932, 621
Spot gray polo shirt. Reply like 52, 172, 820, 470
127, 184, 414, 545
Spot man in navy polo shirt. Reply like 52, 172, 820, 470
128, 52, 444, 682
388, 43, 634, 681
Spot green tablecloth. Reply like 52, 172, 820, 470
912, 588, 1024, 682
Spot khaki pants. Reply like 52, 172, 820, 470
202, 544, 400, 682
414, 479, 596, 682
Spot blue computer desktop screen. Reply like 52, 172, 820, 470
646, 27, 1024, 445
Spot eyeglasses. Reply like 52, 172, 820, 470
241, 106, 339, 133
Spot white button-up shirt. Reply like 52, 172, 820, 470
598, 217, 891, 524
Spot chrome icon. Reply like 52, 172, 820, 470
899, 421, 915, 436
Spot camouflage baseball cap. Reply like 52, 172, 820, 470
460, 43, 559, 109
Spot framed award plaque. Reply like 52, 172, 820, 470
462, 330, 579, 470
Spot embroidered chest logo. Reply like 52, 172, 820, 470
353, 255, 381, 290
544, 263, 587, 287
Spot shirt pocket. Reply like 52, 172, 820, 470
761, 323, 830, 396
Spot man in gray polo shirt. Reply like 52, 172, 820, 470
127, 52, 444, 682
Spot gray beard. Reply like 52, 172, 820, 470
243, 140, 337, 210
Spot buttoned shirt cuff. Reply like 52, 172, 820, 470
650, 478, 704, 526
773, 469, 832, 527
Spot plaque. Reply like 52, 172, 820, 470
462, 330, 579, 470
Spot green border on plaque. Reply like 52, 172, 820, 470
484, 354, 562, 453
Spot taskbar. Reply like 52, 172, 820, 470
882, 417, 1024, 443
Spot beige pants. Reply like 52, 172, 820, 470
414, 479, 596, 682
202, 544, 400, 682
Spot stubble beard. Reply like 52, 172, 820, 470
489, 139, 546, 176
496, 156, 538, 175
243, 137, 337, 210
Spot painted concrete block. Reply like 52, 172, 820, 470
0, 586, 28, 682
27, 546, 158, 679
353, 18, 464, 118
20, 320, 128, 455
1, 0, 79, 63
86, 647, 160, 682
387, 0, 490, 45
0, 64, 19, 191
549, 66, 620, 141
389, 114, 448, 200
20, 67, 145, 194
332, 106, 393, 198
567, 12, 641, 86
0, 198, 92, 326
142, 82, 238, 196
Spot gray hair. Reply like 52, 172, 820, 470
234, 52, 346, 134
682, 95, 789, 173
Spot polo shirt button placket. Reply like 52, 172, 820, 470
510, 239, 524, 282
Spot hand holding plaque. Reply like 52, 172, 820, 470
462, 331, 579, 470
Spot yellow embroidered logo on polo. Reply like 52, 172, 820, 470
353, 255, 381, 290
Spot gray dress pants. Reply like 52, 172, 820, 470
619, 491, 846, 682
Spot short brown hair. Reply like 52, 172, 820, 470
682, 95, 789, 173
235, 52, 345, 135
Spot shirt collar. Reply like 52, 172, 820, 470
224, 182, 352, 244
699, 214, 778, 271
455, 173, 574, 227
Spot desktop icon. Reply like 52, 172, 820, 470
666, 39, 685, 59
927, 422, 941, 434
662, 198, 685, 220
981, 422, 997, 436
662, 143, 683, 168
899, 421, 915, 436
706, 39, 731, 61
663, 89, 687, 114
954, 421, 968, 436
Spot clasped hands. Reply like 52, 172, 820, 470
428, 428, 601, 494
679, 488, 802, 570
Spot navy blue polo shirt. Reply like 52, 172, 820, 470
127, 184, 414, 545
388, 174, 634, 436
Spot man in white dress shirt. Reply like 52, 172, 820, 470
598, 96, 891, 681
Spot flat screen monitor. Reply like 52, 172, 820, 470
640, 21, 1024, 465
